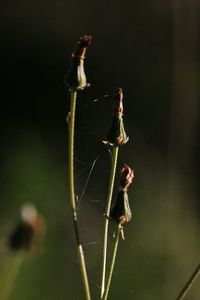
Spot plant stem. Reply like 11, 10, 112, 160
176, 264, 200, 300
101, 146, 119, 298
68, 89, 92, 300
0, 253, 24, 300
102, 224, 121, 300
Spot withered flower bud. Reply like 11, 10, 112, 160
103, 87, 129, 146
120, 164, 134, 191
8, 203, 46, 253
109, 190, 132, 225
109, 165, 134, 238
64, 35, 92, 90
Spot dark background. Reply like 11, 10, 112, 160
0, 0, 199, 299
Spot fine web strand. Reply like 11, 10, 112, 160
80, 94, 111, 110
76, 156, 99, 209
74, 94, 114, 209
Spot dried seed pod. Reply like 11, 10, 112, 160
110, 190, 132, 225
8, 203, 46, 253
103, 88, 129, 146
64, 35, 92, 90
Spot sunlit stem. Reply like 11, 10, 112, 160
0, 253, 24, 300
101, 146, 119, 298
68, 89, 92, 300
176, 264, 200, 300
102, 224, 121, 300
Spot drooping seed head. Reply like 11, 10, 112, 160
65, 35, 92, 91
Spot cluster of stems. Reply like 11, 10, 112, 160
66, 36, 132, 300
66, 35, 199, 300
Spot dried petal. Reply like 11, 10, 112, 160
114, 87, 123, 115
120, 164, 134, 191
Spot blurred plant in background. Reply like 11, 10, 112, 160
0, 204, 46, 300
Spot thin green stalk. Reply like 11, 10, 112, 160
102, 224, 121, 300
68, 89, 92, 300
101, 146, 119, 298
0, 253, 24, 300
176, 264, 200, 300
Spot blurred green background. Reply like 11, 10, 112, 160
0, 0, 199, 299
